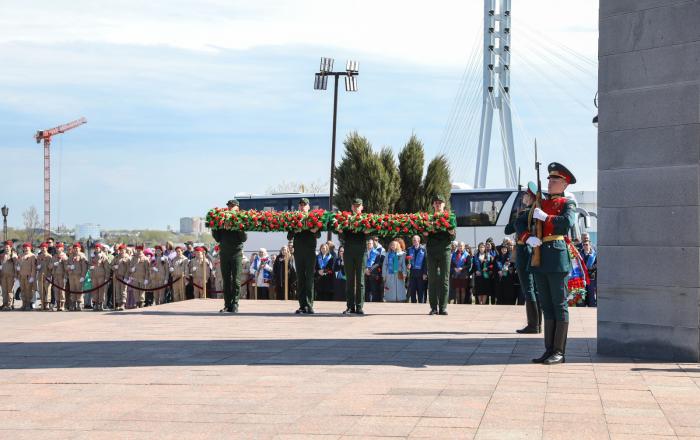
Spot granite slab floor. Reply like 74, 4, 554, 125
0, 299, 698, 439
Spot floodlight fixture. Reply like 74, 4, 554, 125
346, 60, 359, 74
345, 75, 357, 92
314, 73, 328, 90
320, 57, 334, 73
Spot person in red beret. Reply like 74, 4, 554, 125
170, 246, 189, 302
150, 245, 169, 305
66, 243, 89, 311
51, 243, 69, 311
36, 243, 53, 310
111, 244, 131, 311
17, 243, 37, 310
127, 245, 150, 308
187, 247, 213, 299
89, 243, 111, 311
1, 240, 19, 310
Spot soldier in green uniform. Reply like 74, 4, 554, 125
423, 195, 456, 315
339, 198, 368, 315
288, 198, 320, 314
213, 199, 248, 313
526, 163, 577, 365
505, 182, 542, 334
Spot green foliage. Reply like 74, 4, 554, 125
397, 134, 425, 213
335, 132, 378, 213
421, 155, 452, 210
376, 146, 400, 213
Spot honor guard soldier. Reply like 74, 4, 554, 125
1, 241, 18, 310
51, 243, 69, 311
129, 245, 151, 308
288, 198, 320, 314
339, 198, 368, 315
188, 246, 212, 298
112, 244, 131, 310
505, 182, 543, 334
526, 163, 577, 365
89, 243, 111, 311
212, 199, 248, 313
36, 243, 53, 310
18, 243, 37, 311
169, 246, 189, 302
67, 244, 89, 311
151, 245, 169, 305
423, 195, 456, 315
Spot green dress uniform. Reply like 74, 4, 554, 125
288, 198, 320, 314
339, 198, 367, 314
213, 199, 248, 313
528, 162, 577, 365
425, 198, 456, 315
504, 182, 542, 334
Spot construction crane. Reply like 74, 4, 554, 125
34, 117, 87, 240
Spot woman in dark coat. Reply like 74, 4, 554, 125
314, 243, 335, 301
332, 246, 346, 301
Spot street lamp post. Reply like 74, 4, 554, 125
314, 57, 359, 240
1, 205, 8, 242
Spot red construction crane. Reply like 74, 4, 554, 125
34, 117, 87, 240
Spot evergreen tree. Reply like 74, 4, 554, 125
421, 155, 452, 210
396, 134, 425, 213
335, 132, 383, 212
376, 146, 400, 213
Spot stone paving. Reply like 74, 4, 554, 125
0, 299, 699, 439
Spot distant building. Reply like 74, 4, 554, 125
75, 223, 102, 240
180, 217, 205, 235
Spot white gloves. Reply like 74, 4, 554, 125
29, 277, 34, 283
113, 265, 118, 270
192, 267, 197, 272
169, 267, 174, 272
130, 267, 136, 273
153, 267, 159, 272
54, 262, 59, 267
37, 265, 42, 270
526, 236, 542, 248
144, 280, 149, 285
79, 277, 85, 282
89, 266, 95, 270
15, 265, 20, 271
69, 264, 75, 270
533, 208, 548, 222
161, 257, 167, 262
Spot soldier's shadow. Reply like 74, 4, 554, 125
0, 336, 612, 369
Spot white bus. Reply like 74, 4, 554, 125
235, 190, 589, 255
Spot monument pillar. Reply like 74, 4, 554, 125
597, 0, 700, 361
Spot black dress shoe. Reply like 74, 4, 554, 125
306, 307, 315, 314
531, 351, 552, 364
295, 307, 305, 314
219, 307, 228, 313
429, 309, 438, 315
439, 309, 448, 315
342, 307, 355, 315
516, 325, 539, 334
355, 307, 364, 315
543, 351, 565, 365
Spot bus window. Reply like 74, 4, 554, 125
509, 191, 525, 224
450, 192, 510, 227
239, 198, 291, 212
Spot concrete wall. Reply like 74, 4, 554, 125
597, 0, 700, 361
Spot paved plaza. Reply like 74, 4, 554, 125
0, 300, 699, 439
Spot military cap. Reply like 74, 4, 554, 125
56, 242, 65, 249
39, 242, 49, 248
93, 243, 102, 249
194, 246, 204, 252
153, 244, 163, 250
352, 198, 363, 205
226, 199, 239, 207
135, 245, 144, 251
526, 181, 538, 198
4, 240, 12, 246
432, 195, 446, 203
547, 162, 576, 184
298, 197, 310, 205
22, 242, 32, 249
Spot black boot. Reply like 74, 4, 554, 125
532, 320, 555, 363
543, 321, 568, 365
516, 301, 539, 334
536, 301, 543, 333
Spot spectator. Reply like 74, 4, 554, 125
241, 251, 251, 299
250, 248, 272, 300
451, 242, 472, 304
494, 242, 516, 305
406, 235, 427, 304
326, 240, 337, 259
365, 239, 382, 302
332, 245, 346, 301
314, 243, 335, 301
473, 242, 493, 305
582, 240, 597, 307
273, 246, 296, 300
382, 240, 407, 302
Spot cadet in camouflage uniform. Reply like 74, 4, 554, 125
187, 247, 212, 299
18, 243, 37, 311
525, 162, 577, 365
128, 245, 150, 308
423, 195, 456, 315
287, 198, 320, 314
0, 241, 18, 310
212, 199, 248, 313
169, 246, 189, 302
36, 243, 53, 310
89, 243, 111, 311
66, 244, 88, 311
151, 245, 169, 305
339, 198, 368, 315
50, 243, 69, 311
112, 244, 131, 311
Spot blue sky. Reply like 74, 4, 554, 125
0, 0, 598, 230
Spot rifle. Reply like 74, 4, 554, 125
529, 139, 543, 267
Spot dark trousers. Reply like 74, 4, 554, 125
365, 274, 382, 302
427, 248, 450, 311
407, 269, 426, 303
345, 248, 365, 309
295, 248, 315, 309
533, 272, 569, 321
221, 250, 242, 308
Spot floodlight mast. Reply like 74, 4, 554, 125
313, 57, 359, 240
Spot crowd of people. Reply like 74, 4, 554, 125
0, 231, 596, 312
